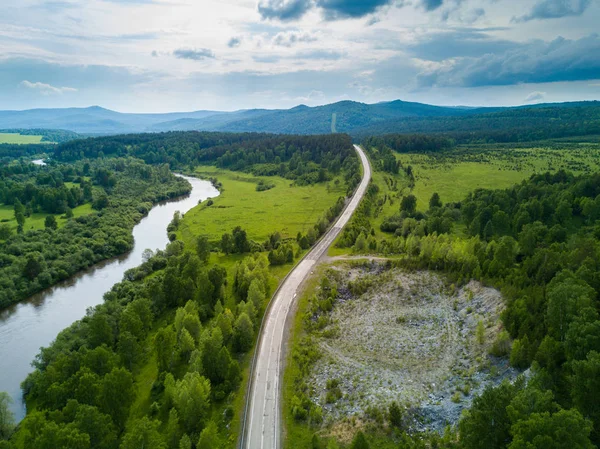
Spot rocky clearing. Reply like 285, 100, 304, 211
308, 262, 519, 433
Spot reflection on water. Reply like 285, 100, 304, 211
0, 175, 219, 421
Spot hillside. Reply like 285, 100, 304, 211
1, 100, 599, 141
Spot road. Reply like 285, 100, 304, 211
241, 144, 371, 449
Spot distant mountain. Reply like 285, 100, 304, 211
0, 106, 221, 134
0, 100, 598, 137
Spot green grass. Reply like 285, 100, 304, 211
0, 133, 43, 144
0, 203, 93, 233
397, 145, 600, 211
178, 166, 346, 245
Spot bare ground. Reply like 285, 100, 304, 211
307, 264, 519, 433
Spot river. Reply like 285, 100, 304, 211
0, 175, 219, 420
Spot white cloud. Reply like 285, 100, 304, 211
524, 91, 546, 102
19, 80, 77, 95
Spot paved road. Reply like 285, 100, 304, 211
241, 145, 371, 449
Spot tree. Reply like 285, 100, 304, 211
220, 233, 233, 254
429, 192, 442, 209
23, 252, 46, 280
389, 401, 403, 428
459, 380, 521, 449
98, 368, 135, 429
232, 226, 249, 253
169, 372, 211, 435
92, 193, 109, 210
0, 225, 12, 240
45, 215, 58, 230
196, 235, 211, 263
400, 195, 417, 214
233, 313, 254, 353
571, 351, 600, 442
508, 409, 593, 449
120, 417, 166, 449
546, 272, 595, 341
154, 326, 177, 373
165, 408, 181, 449
117, 331, 140, 371
0, 392, 15, 440
350, 431, 370, 449
196, 420, 219, 449
247, 279, 266, 310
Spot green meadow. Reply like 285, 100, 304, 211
177, 166, 347, 246
0, 133, 44, 144
0, 203, 93, 233
396, 144, 600, 211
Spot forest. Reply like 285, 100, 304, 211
0, 158, 190, 308
354, 103, 600, 144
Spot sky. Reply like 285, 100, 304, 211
0, 0, 599, 112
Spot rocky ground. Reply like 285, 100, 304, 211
308, 263, 519, 433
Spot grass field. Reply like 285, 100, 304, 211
0, 133, 43, 144
397, 145, 600, 211
178, 166, 347, 246
0, 203, 93, 233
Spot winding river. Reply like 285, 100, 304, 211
0, 175, 219, 420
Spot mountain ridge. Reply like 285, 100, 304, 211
0, 100, 598, 136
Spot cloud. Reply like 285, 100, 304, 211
407, 29, 519, 61
172, 48, 215, 60
252, 55, 281, 63
422, 0, 444, 11
228, 37, 242, 48
418, 34, 600, 87
513, 0, 591, 22
295, 49, 345, 59
272, 31, 317, 47
258, 0, 399, 21
525, 91, 546, 102
19, 80, 77, 95
316, 0, 396, 20
258, 0, 313, 21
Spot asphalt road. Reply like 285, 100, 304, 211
241, 144, 372, 449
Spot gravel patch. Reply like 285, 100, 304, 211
307, 265, 519, 433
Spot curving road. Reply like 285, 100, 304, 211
241, 145, 371, 449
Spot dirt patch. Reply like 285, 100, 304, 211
307, 264, 518, 433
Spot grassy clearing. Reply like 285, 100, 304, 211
397, 144, 600, 211
0, 203, 93, 233
178, 166, 346, 245
0, 133, 43, 144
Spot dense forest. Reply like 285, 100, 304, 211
0, 144, 54, 163
55, 132, 355, 186
0, 158, 190, 308
354, 103, 600, 144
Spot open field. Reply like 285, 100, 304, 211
0, 203, 93, 233
177, 166, 347, 245
0, 133, 43, 144
284, 261, 517, 448
396, 144, 600, 211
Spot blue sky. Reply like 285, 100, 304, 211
1, 0, 599, 112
